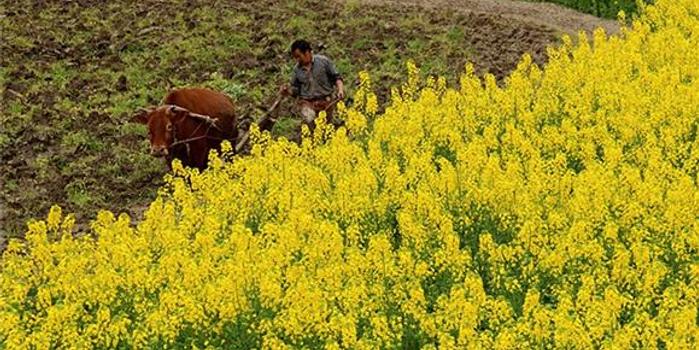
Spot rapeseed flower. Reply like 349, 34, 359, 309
2, 0, 699, 348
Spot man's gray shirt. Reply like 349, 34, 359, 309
290, 54, 342, 100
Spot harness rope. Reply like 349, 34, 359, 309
168, 117, 228, 162
163, 95, 342, 157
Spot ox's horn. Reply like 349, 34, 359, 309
166, 105, 190, 115
165, 104, 220, 129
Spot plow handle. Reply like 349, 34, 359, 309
234, 95, 284, 153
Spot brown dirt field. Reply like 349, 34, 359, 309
352, 0, 620, 36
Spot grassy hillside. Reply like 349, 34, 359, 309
530, 0, 651, 18
0, 0, 558, 238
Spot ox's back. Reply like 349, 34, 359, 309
163, 88, 237, 135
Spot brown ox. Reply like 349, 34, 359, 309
132, 87, 237, 170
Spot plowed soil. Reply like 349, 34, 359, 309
356, 0, 620, 36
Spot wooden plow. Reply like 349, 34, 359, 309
234, 96, 344, 153
234, 96, 284, 153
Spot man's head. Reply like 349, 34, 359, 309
290, 39, 313, 66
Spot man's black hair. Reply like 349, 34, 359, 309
290, 39, 312, 55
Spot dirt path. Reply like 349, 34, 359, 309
354, 0, 620, 36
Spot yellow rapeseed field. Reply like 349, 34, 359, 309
2, 0, 698, 348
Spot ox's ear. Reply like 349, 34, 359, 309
131, 107, 152, 124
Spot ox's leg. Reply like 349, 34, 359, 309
165, 156, 174, 171
189, 140, 210, 170
168, 146, 189, 170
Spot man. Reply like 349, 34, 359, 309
279, 39, 345, 134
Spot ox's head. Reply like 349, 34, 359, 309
132, 105, 215, 157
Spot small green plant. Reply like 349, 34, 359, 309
65, 181, 91, 208
271, 116, 299, 137
60, 131, 104, 153
205, 72, 247, 99
48, 62, 73, 90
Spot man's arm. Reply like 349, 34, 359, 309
280, 71, 301, 98
325, 58, 344, 99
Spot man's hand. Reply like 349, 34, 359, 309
279, 84, 291, 97
336, 80, 345, 100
